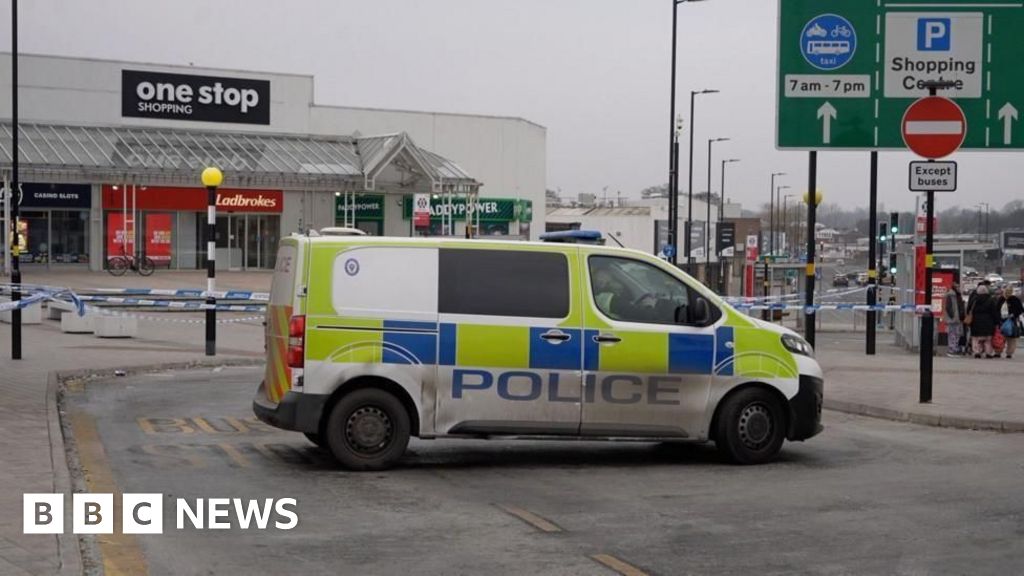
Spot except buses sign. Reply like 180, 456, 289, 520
777, 0, 1024, 150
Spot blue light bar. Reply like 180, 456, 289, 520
539, 230, 605, 244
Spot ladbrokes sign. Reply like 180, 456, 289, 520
122, 70, 271, 125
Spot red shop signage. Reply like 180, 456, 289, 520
102, 186, 283, 213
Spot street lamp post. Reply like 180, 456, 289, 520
775, 185, 790, 256
705, 137, 729, 283
686, 88, 719, 273
981, 202, 990, 243
719, 158, 740, 222
201, 166, 223, 356
768, 172, 786, 257
669, 114, 682, 258
718, 158, 740, 294
783, 194, 797, 255
667, 0, 708, 265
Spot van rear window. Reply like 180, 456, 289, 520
439, 249, 569, 318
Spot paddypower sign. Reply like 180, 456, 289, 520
122, 70, 271, 125
402, 196, 518, 222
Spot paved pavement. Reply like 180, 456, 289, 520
0, 269, 1022, 574
0, 271, 267, 575
817, 331, 1024, 432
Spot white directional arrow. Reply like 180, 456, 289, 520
998, 103, 1018, 145
817, 102, 837, 144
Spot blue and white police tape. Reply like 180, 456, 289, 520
0, 288, 85, 315
75, 295, 265, 312
725, 285, 867, 304
90, 287, 269, 301
734, 302, 931, 314
74, 307, 265, 325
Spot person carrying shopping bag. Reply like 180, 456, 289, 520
997, 286, 1024, 359
968, 285, 1001, 358
943, 281, 966, 357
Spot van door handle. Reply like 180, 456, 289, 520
540, 330, 572, 343
593, 334, 621, 344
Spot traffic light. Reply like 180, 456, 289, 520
889, 253, 898, 275
889, 212, 899, 235
878, 222, 888, 244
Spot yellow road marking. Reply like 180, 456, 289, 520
495, 504, 562, 533
69, 411, 149, 576
591, 554, 649, 576
224, 417, 250, 433
217, 443, 251, 467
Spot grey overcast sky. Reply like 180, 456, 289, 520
2, 0, 1020, 212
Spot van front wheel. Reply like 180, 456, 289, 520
325, 388, 410, 471
715, 388, 786, 465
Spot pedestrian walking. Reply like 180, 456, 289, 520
963, 279, 991, 352
967, 284, 1001, 359
997, 286, 1024, 360
943, 282, 965, 357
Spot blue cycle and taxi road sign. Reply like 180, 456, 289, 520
800, 14, 858, 71
777, 0, 1024, 151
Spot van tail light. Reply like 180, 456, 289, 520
287, 315, 306, 369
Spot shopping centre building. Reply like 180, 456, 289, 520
0, 53, 545, 271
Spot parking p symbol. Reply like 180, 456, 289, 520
918, 18, 951, 51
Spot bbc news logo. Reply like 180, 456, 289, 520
24, 494, 298, 534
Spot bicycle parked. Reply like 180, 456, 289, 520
107, 248, 155, 277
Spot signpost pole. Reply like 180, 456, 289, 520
867, 151, 878, 355
667, 0, 678, 266
805, 152, 818, 348
10, 0, 21, 360
921, 184, 935, 403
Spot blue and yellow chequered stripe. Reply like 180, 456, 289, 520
310, 320, 735, 376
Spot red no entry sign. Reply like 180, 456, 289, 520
901, 97, 967, 159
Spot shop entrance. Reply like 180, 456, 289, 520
212, 213, 279, 270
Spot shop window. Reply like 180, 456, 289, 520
51, 210, 90, 264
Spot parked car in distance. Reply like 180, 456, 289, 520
832, 274, 849, 287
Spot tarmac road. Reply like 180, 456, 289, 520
65, 366, 1024, 576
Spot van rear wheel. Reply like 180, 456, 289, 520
715, 388, 786, 465
325, 388, 410, 471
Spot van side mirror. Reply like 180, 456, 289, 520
692, 298, 711, 325
674, 304, 688, 324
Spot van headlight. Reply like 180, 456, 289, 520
781, 333, 815, 358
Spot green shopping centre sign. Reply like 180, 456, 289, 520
777, 0, 1024, 150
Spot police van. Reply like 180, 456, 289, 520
253, 234, 823, 470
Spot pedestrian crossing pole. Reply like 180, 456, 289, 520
201, 167, 223, 356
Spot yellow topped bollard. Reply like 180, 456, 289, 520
201, 166, 224, 188
201, 167, 223, 356
803, 189, 823, 206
